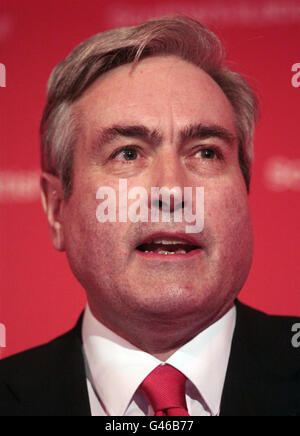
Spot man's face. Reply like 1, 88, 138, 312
59, 56, 253, 341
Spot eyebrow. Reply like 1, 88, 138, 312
92, 122, 236, 152
93, 125, 163, 150
180, 124, 236, 146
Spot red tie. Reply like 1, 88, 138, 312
139, 364, 190, 416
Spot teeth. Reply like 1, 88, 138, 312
151, 238, 187, 245
145, 249, 187, 255
157, 250, 176, 255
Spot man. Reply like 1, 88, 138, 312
0, 15, 300, 417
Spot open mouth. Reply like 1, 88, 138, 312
136, 237, 200, 255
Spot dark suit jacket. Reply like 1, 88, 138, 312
1, 300, 300, 416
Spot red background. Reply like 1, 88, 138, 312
1, 0, 300, 359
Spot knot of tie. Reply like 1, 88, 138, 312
139, 364, 190, 416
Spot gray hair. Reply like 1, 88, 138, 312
40, 15, 259, 197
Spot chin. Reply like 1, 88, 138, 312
129, 284, 211, 317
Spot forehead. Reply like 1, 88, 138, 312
74, 55, 236, 135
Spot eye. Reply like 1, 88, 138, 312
112, 146, 140, 161
198, 148, 216, 159
194, 147, 223, 160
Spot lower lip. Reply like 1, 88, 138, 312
135, 248, 203, 260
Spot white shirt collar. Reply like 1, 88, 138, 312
82, 304, 236, 416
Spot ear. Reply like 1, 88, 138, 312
40, 172, 66, 251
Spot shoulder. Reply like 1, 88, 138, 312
0, 327, 79, 381
235, 299, 300, 333
0, 315, 90, 416
234, 300, 300, 377
221, 301, 300, 416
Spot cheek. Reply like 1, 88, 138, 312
205, 181, 254, 262
63, 185, 129, 279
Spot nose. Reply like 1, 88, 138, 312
147, 150, 189, 215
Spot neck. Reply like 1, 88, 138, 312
88, 300, 234, 359
151, 349, 180, 362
